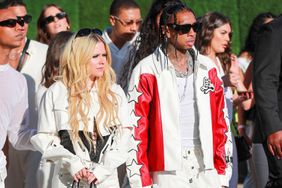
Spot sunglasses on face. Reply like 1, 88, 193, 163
0, 15, 32, 28
167, 22, 200, 34
75, 28, 103, 38
112, 16, 143, 27
43, 12, 67, 25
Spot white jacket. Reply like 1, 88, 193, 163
31, 81, 132, 187
127, 47, 233, 187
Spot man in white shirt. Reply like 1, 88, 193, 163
0, 2, 32, 188
4, 1, 48, 188
102, 0, 142, 82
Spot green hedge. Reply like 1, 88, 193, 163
25, 0, 281, 53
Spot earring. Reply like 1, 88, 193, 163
66, 25, 70, 30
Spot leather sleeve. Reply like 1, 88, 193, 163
127, 69, 156, 187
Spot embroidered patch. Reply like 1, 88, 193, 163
200, 77, 215, 94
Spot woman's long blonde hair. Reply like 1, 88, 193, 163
60, 32, 119, 142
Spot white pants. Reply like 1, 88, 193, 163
0, 181, 4, 188
152, 147, 221, 188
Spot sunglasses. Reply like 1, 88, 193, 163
112, 16, 143, 27
43, 12, 67, 25
75, 28, 102, 38
0, 15, 32, 28
167, 22, 200, 34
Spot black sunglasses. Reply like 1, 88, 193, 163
43, 12, 67, 25
0, 15, 32, 28
167, 22, 200, 34
75, 28, 103, 38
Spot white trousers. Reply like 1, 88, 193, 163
152, 147, 221, 188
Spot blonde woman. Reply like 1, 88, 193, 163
31, 28, 132, 188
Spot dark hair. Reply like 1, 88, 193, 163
0, 0, 26, 9
119, 0, 182, 90
110, 0, 140, 16
41, 31, 73, 88
196, 12, 232, 74
159, 1, 196, 49
240, 12, 276, 56
36, 4, 70, 44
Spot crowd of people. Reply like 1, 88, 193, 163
0, 0, 282, 188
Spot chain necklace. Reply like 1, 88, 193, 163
176, 69, 189, 102
175, 54, 193, 102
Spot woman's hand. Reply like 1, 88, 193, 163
73, 168, 90, 182
87, 172, 97, 184
229, 54, 248, 91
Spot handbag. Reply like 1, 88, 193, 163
235, 136, 251, 162
71, 180, 96, 188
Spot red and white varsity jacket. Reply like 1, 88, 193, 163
127, 47, 233, 187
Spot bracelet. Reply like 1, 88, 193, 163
237, 125, 245, 129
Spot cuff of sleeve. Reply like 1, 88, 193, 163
218, 174, 229, 187
93, 165, 112, 183
69, 158, 85, 176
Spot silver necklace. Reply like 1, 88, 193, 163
175, 53, 193, 102
177, 69, 189, 102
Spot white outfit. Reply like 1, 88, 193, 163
102, 27, 138, 81
6, 39, 48, 188
31, 81, 132, 188
127, 47, 233, 188
206, 57, 238, 188
152, 147, 221, 188
0, 64, 33, 187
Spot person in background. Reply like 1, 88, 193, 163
36, 31, 73, 188
238, 12, 276, 73
195, 12, 249, 188
102, 0, 142, 82
253, 15, 282, 188
127, 2, 232, 187
237, 12, 276, 188
0, 1, 34, 187
5, 1, 48, 188
36, 3, 71, 45
31, 28, 132, 188
119, 0, 181, 92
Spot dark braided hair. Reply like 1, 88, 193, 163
159, 2, 197, 70
119, 0, 182, 91
196, 12, 232, 74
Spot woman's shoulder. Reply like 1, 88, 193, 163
45, 81, 68, 99
111, 83, 126, 96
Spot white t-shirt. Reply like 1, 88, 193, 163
177, 74, 201, 149
0, 64, 28, 175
